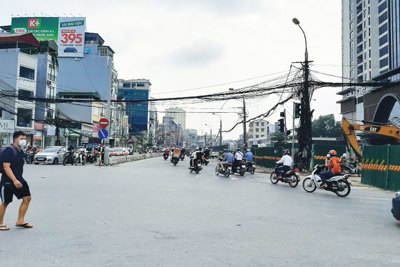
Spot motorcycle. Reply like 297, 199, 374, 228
270, 164, 300, 187
163, 152, 169, 160
202, 156, 209, 166
215, 160, 231, 177
25, 151, 36, 164
302, 165, 352, 197
189, 158, 202, 174
171, 154, 180, 166
342, 161, 361, 176
63, 151, 77, 166
180, 153, 185, 161
76, 148, 87, 165
244, 160, 256, 174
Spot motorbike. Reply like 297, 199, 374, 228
171, 154, 180, 166
270, 164, 300, 187
25, 151, 36, 164
63, 151, 77, 166
202, 156, 209, 166
163, 152, 169, 160
76, 148, 87, 165
215, 161, 231, 177
302, 165, 352, 197
180, 153, 185, 161
244, 160, 256, 174
342, 161, 361, 176
189, 158, 202, 174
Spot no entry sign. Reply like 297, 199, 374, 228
99, 118, 109, 128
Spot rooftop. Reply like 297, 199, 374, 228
0, 33, 39, 49
58, 91, 102, 100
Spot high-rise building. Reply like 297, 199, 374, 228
248, 119, 275, 146
340, 0, 400, 126
165, 107, 186, 129
118, 79, 151, 135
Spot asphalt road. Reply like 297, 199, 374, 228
1, 157, 399, 266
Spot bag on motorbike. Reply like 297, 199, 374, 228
0, 146, 18, 174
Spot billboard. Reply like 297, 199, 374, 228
11, 17, 86, 58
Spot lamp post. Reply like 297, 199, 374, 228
212, 113, 222, 146
292, 17, 312, 169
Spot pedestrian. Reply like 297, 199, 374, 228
0, 131, 33, 231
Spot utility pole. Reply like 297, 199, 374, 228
293, 18, 313, 169
242, 96, 247, 149
219, 119, 222, 146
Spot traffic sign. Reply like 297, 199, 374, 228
98, 129, 109, 139
99, 118, 109, 128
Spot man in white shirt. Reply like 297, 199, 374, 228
275, 149, 293, 178
233, 148, 243, 173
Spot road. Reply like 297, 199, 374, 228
1, 157, 399, 266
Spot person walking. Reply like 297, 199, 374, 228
0, 131, 32, 231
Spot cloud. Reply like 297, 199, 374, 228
168, 39, 225, 67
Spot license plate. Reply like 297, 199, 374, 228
36, 158, 45, 161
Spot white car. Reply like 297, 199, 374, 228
34, 146, 67, 165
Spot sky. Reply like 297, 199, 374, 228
1, 0, 343, 140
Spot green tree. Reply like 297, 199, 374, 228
271, 132, 287, 147
312, 114, 342, 138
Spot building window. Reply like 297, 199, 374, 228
137, 83, 145, 87
379, 12, 388, 24
46, 109, 54, 119
379, 35, 388, 46
378, 1, 387, 13
256, 135, 259, 138
379, 24, 388, 35
17, 108, 32, 127
131, 83, 136, 87
256, 122, 259, 126
380, 45, 389, 57
261, 122, 265, 127
19, 66, 35, 80
123, 83, 130, 88
256, 128, 259, 132
18, 89, 34, 102
380, 57, 389, 68
261, 128, 265, 132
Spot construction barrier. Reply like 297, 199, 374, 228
311, 144, 346, 167
361, 145, 400, 191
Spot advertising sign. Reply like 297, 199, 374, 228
11, 17, 86, 58
57, 17, 86, 58
0, 120, 15, 133
11, 17, 59, 40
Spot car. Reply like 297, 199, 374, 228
64, 47, 78, 53
392, 191, 400, 221
34, 146, 67, 165
109, 147, 129, 157
210, 151, 219, 159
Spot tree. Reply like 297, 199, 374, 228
312, 114, 342, 138
271, 132, 286, 147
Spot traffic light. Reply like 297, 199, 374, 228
294, 103, 301, 118
278, 118, 285, 133
280, 111, 285, 117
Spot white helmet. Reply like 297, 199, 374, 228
326, 153, 331, 158
342, 153, 347, 157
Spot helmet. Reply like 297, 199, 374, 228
196, 147, 199, 150
329, 150, 337, 156
199, 147, 203, 151
342, 153, 347, 157
326, 153, 331, 158
237, 148, 241, 151
223, 149, 227, 152
247, 148, 251, 152
283, 149, 289, 155
228, 149, 233, 152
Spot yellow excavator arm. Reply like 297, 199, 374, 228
341, 117, 400, 160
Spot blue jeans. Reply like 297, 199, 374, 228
320, 170, 333, 184
276, 165, 291, 177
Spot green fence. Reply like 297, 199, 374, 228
361, 145, 400, 191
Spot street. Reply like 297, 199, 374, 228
1, 157, 399, 267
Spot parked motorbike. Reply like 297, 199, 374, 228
76, 148, 87, 165
302, 165, 352, 197
342, 161, 361, 176
63, 151, 77, 166
189, 158, 202, 174
270, 164, 300, 187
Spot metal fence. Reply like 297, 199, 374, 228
361, 145, 400, 191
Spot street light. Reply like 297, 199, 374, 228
212, 113, 222, 146
292, 18, 308, 61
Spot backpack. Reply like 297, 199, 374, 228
0, 146, 18, 174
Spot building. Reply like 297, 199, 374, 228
340, 0, 400, 128
0, 33, 40, 146
248, 119, 275, 146
165, 107, 186, 129
183, 129, 198, 149
148, 100, 158, 146
118, 79, 151, 136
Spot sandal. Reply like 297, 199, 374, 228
0, 225, 10, 231
16, 223, 33, 228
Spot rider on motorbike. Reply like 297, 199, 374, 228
275, 149, 293, 179
190, 147, 203, 167
244, 148, 253, 162
320, 150, 342, 188
233, 148, 243, 173
221, 149, 234, 168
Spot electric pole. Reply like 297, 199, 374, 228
242, 96, 247, 149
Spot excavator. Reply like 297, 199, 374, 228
341, 117, 400, 160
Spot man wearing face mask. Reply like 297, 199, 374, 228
0, 131, 32, 231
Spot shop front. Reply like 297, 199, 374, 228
0, 119, 15, 147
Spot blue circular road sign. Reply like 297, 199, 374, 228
98, 129, 109, 139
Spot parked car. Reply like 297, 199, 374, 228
392, 191, 400, 221
109, 147, 129, 157
34, 146, 67, 165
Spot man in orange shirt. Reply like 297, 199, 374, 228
319, 150, 341, 188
